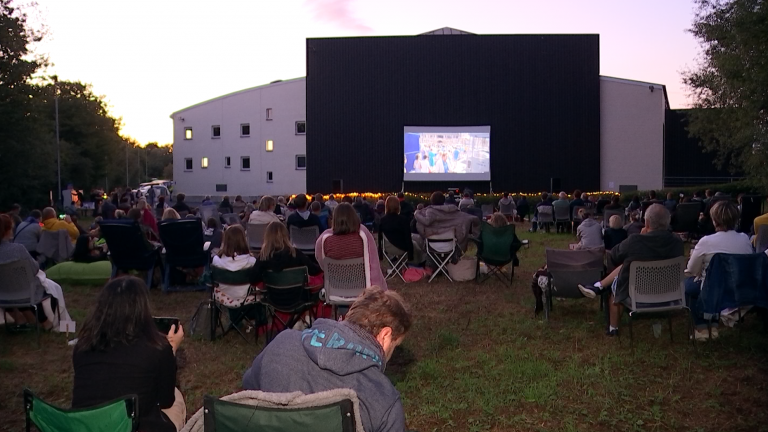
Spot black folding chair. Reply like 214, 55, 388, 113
100, 220, 162, 288
261, 267, 315, 343
158, 219, 210, 292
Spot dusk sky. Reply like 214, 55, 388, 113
33, 0, 701, 145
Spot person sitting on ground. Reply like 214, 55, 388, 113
248, 195, 281, 225
624, 210, 644, 236
73, 234, 108, 263
72, 276, 186, 432
286, 194, 323, 232
250, 221, 321, 284
458, 193, 474, 210
162, 208, 180, 220
574, 210, 602, 249
352, 196, 375, 227
7, 203, 22, 227
204, 217, 223, 252
201, 195, 213, 206
396, 192, 414, 223
316, 203, 388, 290
498, 192, 516, 219
664, 192, 678, 214
552, 191, 571, 233
41, 207, 79, 243
685, 201, 753, 341
515, 195, 529, 222
210, 225, 257, 309
311, 201, 329, 231
578, 204, 684, 336
232, 195, 247, 215
414, 191, 481, 251
171, 193, 191, 215
326, 194, 339, 212
242, 286, 412, 432
379, 196, 424, 265
603, 215, 628, 250
604, 195, 624, 212
13, 209, 42, 256
218, 195, 234, 215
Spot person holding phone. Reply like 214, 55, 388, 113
72, 276, 186, 432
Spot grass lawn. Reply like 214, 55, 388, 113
1, 223, 767, 432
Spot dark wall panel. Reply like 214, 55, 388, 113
664, 109, 737, 178
306, 34, 600, 193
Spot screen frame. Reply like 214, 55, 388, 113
403, 125, 491, 181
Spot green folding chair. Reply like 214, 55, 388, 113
24, 388, 138, 432
262, 266, 316, 343
472, 223, 522, 286
209, 267, 263, 343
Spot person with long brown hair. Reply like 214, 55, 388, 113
250, 221, 321, 284
211, 225, 256, 308
378, 196, 424, 264
72, 276, 186, 432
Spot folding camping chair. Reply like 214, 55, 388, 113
472, 223, 521, 286
425, 230, 457, 282
198, 204, 218, 222
0, 260, 48, 347
24, 388, 138, 432
537, 206, 554, 233
322, 257, 368, 319
544, 247, 605, 321
554, 205, 571, 233
381, 234, 408, 282
158, 219, 211, 292
602, 209, 625, 229
290, 225, 320, 256
481, 205, 494, 219
262, 266, 316, 343
246, 223, 268, 253
203, 266, 261, 343
99, 220, 162, 288
221, 213, 241, 227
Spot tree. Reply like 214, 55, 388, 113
683, 0, 768, 191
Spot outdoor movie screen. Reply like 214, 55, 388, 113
403, 126, 491, 181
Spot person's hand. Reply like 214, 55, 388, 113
167, 324, 184, 355
64, 215, 72, 223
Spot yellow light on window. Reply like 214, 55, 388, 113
185, 128, 193, 140
266, 140, 274, 152
201, 157, 208, 168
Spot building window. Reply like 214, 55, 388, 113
240, 123, 250, 137
266, 171, 273, 183
216, 184, 228, 192
211, 125, 220, 138
241, 156, 251, 170
266, 108, 273, 120
184, 128, 193, 140
295, 121, 306, 135
296, 154, 307, 170
224, 156, 231, 168
201, 157, 208, 168
265, 140, 274, 152
184, 158, 193, 171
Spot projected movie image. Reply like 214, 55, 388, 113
403, 126, 491, 181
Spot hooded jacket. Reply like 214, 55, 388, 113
415, 204, 480, 249
242, 319, 405, 432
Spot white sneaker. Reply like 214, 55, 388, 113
578, 284, 599, 299
692, 328, 719, 341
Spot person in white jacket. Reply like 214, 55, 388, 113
248, 196, 281, 225
211, 225, 257, 308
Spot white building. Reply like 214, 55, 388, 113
171, 77, 306, 201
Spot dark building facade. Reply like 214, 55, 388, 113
306, 33, 601, 193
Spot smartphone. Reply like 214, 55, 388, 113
58, 214, 65, 220
153, 317, 180, 334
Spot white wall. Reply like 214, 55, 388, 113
600, 77, 666, 192
171, 78, 306, 199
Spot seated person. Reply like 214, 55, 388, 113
118, 197, 131, 213
218, 195, 234, 215
101, 194, 117, 220
201, 195, 213, 206
685, 201, 753, 341
41, 207, 79, 243
73, 234, 108, 263
286, 194, 323, 232
627, 195, 642, 213
488, 213, 508, 228
13, 209, 42, 256
578, 205, 684, 336
242, 287, 412, 432
515, 195, 529, 221
552, 192, 571, 233
114, 209, 127, 219
250, 221, 321, 284
530, 192, 554, 232
379, 196, 424, 265
64, 201, 78, 217
326, 194, 339, 212
751, 196, 768, 246
396, 193, 414, 223
162, 208, 180, 221
204, 217, 223, 251
458, 193, 474, 210
624, 211, 644, 236
663, 192, 678, 214
574, 210, 603, 249
211, 225, 257, 308
7, 203, 22, 227
603, 195, 624, 212
315, 203, 388, 290
603, 215, 628, 250
171, 193, 191, 215
137, 199, 158, 238
248, 195, 281, 225
232, 195, 247, 216
352, 196, 375, 227
498, 192, 516, 218
72, 277, 186, 432
310, 201, 329, 231
414, 191, 481, 251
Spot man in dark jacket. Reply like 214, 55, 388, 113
286, 194, 323, 231
352, 197, 375, 227
243, 287, 412, 432
101, 194, 117, 219
396, 193, 414, 223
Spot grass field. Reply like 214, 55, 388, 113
1, 224, 767, 432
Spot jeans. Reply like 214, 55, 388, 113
685, 276, 716, 328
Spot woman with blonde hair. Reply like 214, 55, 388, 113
211, 225, 256, 308
250, 221, 321, 284
489, 212, 508, 228
248, 195, 281, 225
162, 208, 180, 220
136, 198, 159, 237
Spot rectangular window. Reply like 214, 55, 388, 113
224, 156, 231, 168
295, 154, 307, 170
265, 140, 274, 152
201, 157, 208, 168
240, 123, 250, 137
266, 171, 273, 183
216, 184, 228, 192
211, 125, 220, 138
241, 156, 251, 170
266, 108, 273, 120
184, 128, 193, 140
184, 158, 193, 171
295, 121, 306, 135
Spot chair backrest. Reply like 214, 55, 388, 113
263, 267, 310, 311
99, 220, 154, 267
478, 223, 518, 263
571, 206, 585, 221
210, 266, 252, 286
481, 205, 494, 217
553, 205, 570, 221
628, 256, 686, 311
221, 213, 241, 227
545, 248, 604, 298
426, 230, 456, 254
199, 205, 219, 222
290, 225, 320, 251
596, 199, 611, 215
323, 257, 368, 300
602, 209, 625, 229
246, 223, 268, 251
755, 225, 768, 254
700, 252, 768, 317
499, 201, 515, 215
24, 388, 138, 432
36, 229, 74, 262
200, 390, 359, 432
537, 205, 554, 223
0, 260, 41, 307
158, 219, 208, 267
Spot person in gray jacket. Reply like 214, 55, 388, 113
13, 210, 42, 256
243, 287, 412, 432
